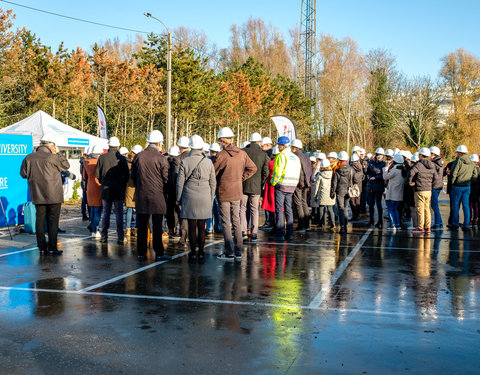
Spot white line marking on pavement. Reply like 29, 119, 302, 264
60, 217, 82, 223
79, 250, 190, 292
308, 228, 373, 308
0, 236, 92, 258
0, 286, 475, 320
80, 239, 223, 292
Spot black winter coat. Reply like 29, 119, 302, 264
95, 148, 129, 200
167, 155, 180, 200
366, 159, 386, 192
242, 143, 270, 195
408, 158, 435, 192
431, 156, 444, 190
350, 161, 364, 192
131, 145, 169, 214
331, 163, 360, 197
294, 150, 313, 189
20, 146, 70, 204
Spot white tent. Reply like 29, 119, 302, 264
0, 110, 108, 150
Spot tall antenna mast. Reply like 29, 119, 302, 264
300, 0, 316, 101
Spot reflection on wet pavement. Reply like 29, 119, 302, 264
0, 225, 479, 374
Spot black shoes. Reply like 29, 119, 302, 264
137, 255, 147, 261
188, 252, 197, 263
48, 249, 63, 255
375, 221, 383, 229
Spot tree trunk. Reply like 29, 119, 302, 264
52, 97, 56, 118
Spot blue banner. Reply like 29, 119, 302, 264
67, 137, 89, 146
0, 134, 33, 227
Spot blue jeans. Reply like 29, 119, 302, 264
386, 200, 400, 227
431, 189, 443, 226
90, 206, 102, 233
125, 207, 136, 229
451, 186, 470, 227
101, 199, 124, 239
275, 189, 294, 236
206, 196, 222, 233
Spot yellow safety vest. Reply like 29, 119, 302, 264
271, 147, 301, 187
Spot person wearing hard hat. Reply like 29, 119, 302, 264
383, 153, 407, 230
119, 147, 129, 156
349, 153, 364, 221
214, 127, 257, 260
352, 146, 362, 159
20, 133, 70, 255
359, 148, 369, 217
384, 149, 394, 163
366, 147, 387, 228
176, 136, 191, 247
95, 136, 129, 244
270, 136, 301, 241
241, 133, 270, 242
125, 145, 143, 238
429, 146, 444, 230
261, 137, 273, 156
131, 130, 171, 261
331, 151, 360, 233
448, 145, 478, 231
290, 139, 313, 231
166, 145, 181, 237
206, 143, 223, 235
82, 145, 105, 239
469, 154, 480, 226
408, 148, 436, 233
261, 146, 279, 230
80, 147, 90, 221
176, 135, 216, 264
312, 158, 335, 229
327, 152, 339, 173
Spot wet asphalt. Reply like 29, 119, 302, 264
0, 205, 479, 375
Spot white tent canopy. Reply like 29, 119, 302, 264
0, 110, 108, 150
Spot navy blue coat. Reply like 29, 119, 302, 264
366, 159, 386, 192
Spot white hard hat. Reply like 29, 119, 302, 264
209, 142, 221, 152
189, 135, 204, 150
240, 141, 250, 149
39, 133, 56, 145
456, 145, 468, 154
203, 143, 210, 152
310, 156, 316, 162
272, 145, 280, 155
327, 152, 338, 159
393, 148, 401, 155
375, 147, 385, 155
338, 151, 349, 161
168, 145, 180, 156
419, 147, 431, 157
401, 150, 413, 160
218, 127, 234, 139
261, 137, 273, 146
360, 148, 366, 155
351, 154, 360, 162
385, 149, 394, 157
366, 153, 373, 158
119, 147, 129, 155
92, 144, 104, 154
147, 130, 163, 143
249, 132, 262, 142
352, 146, 361, 152
177, 136, 189, 148
411, 152, 419, 162
393, 154, 404, 164
108, 136, 120, 147
320, 159, 331, 168
131, 145, 143, 154
315, 152, 326, 160
429, 146, 440, 156
291, 139, 303, 149
470, 154, 479, 163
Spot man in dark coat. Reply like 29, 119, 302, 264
430, 146, 444, 229
240, 133, 269, 241
20, 133, 70, 255
131, 130, 170, 260
95, 136, 129, 244
291, 139, 313, 231
366, 148, 387, 228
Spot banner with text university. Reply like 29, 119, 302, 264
0, 134, 33, 227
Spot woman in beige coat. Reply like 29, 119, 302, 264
312, 159, 336, 228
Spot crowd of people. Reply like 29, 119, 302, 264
20, 128, 480, 262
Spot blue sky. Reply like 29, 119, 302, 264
4, 0, 480, 78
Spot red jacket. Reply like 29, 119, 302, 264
262, 160, 275, 212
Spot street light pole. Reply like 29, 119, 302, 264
144, 12, 172, 149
